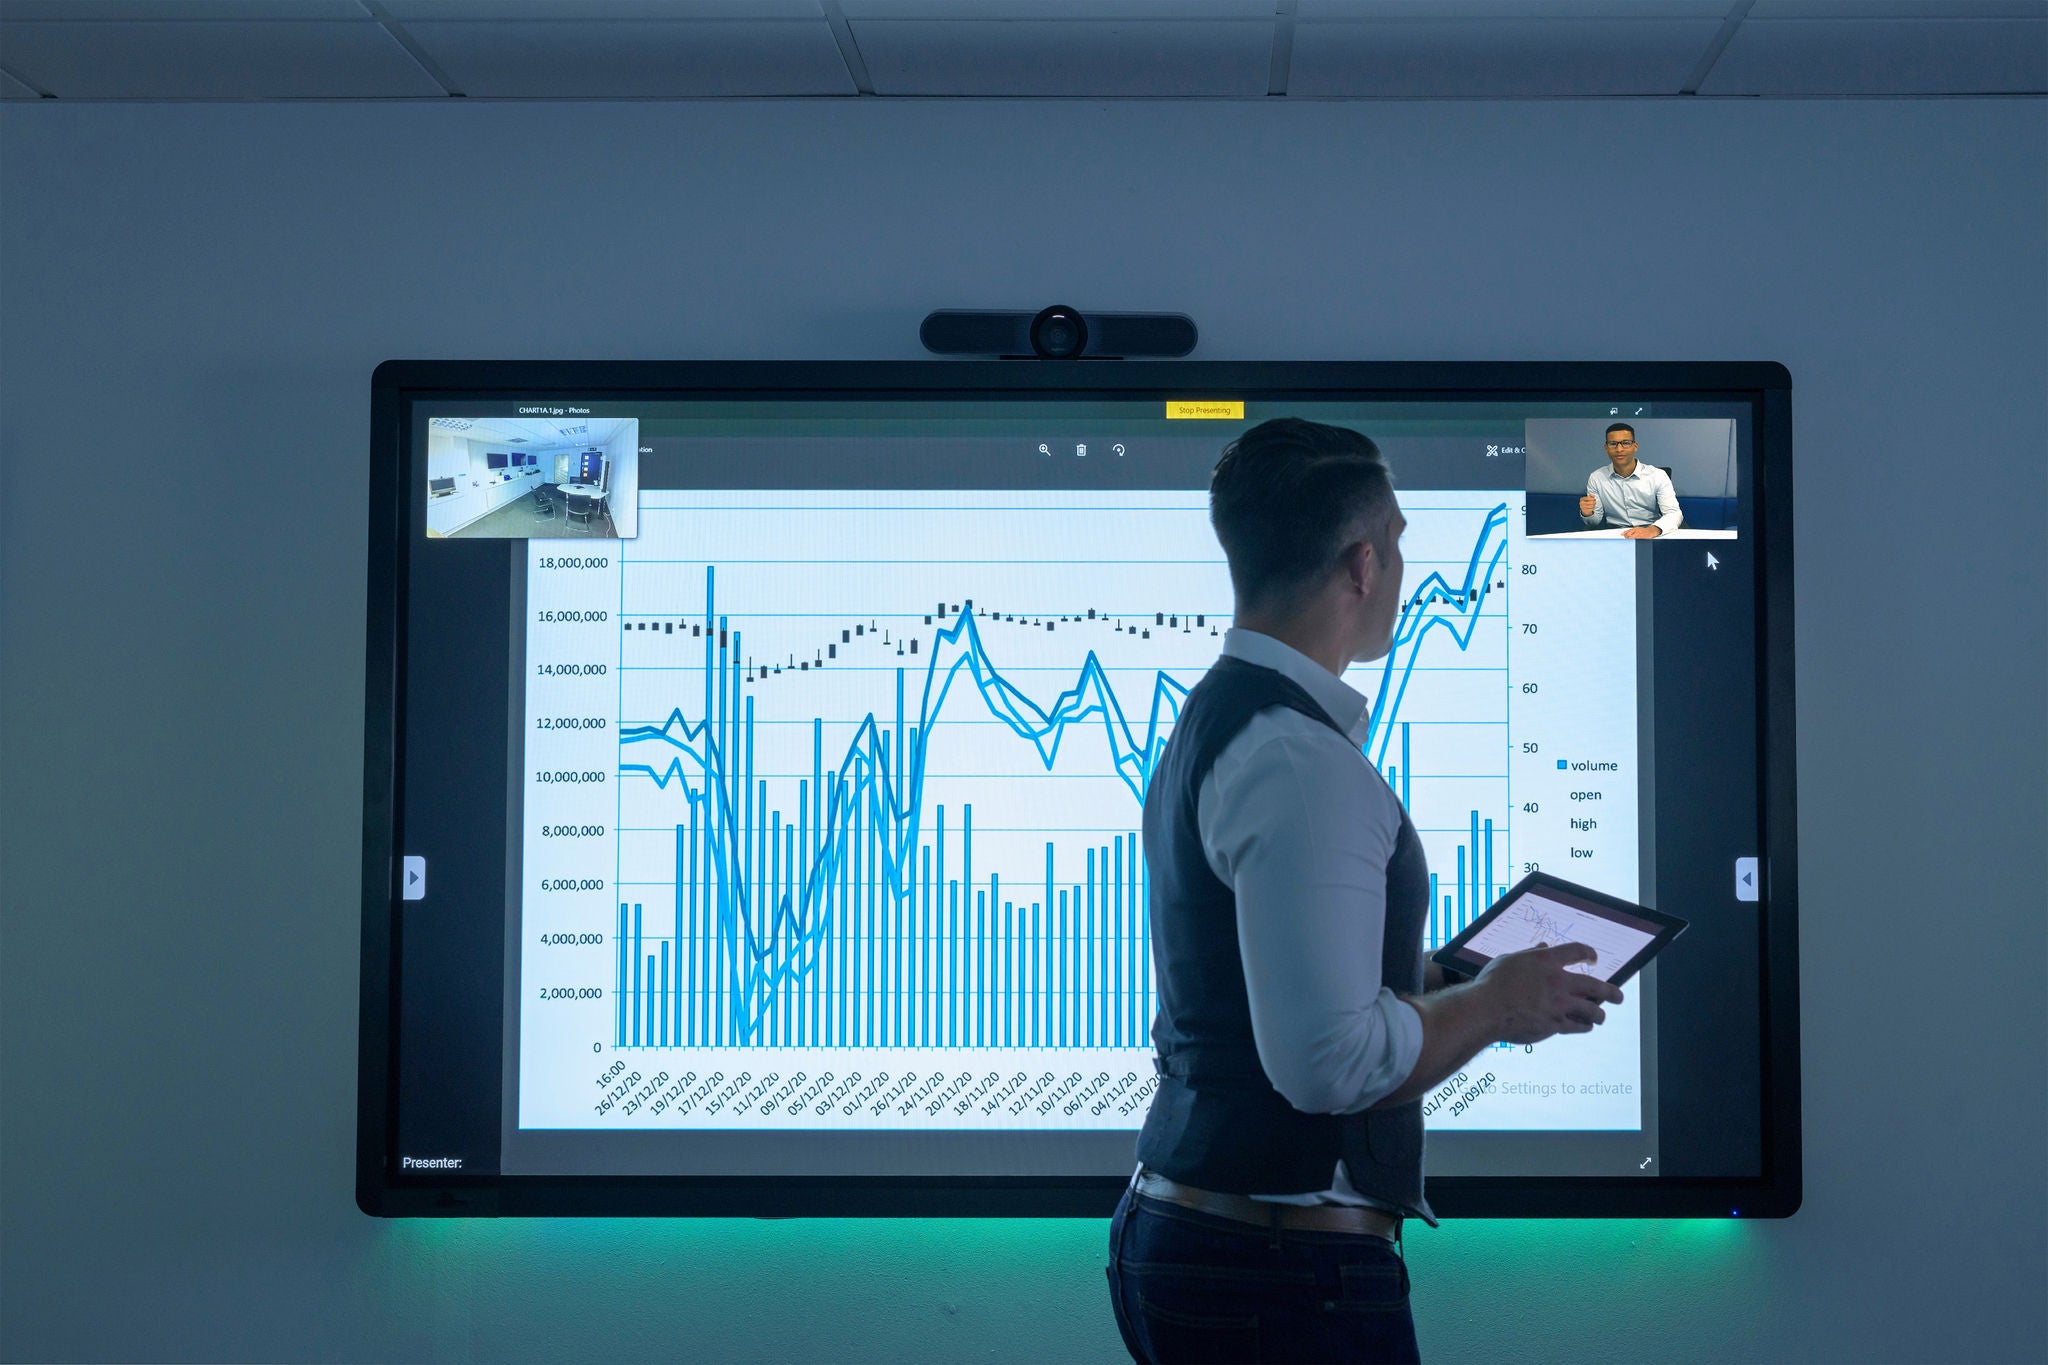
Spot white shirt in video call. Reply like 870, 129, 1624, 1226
1582, 461, 1682, 533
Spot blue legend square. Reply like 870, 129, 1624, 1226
1556, 759, 1567, 769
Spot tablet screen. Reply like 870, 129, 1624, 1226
1448, 884, 1667, 983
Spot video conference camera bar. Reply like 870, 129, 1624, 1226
920, 306, 1198, 360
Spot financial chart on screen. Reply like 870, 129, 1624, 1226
367, 366, 1798, 1218
517, 484, 1643, 1138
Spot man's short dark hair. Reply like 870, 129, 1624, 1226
1209, 418, 1396, 613
1605, 422, 1636, 439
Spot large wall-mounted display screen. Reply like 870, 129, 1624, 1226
360, 362, 1799, 1218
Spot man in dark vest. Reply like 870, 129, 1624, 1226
1106, 419, 1624, 1364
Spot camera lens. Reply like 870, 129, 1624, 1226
1029, 306, 1087, 359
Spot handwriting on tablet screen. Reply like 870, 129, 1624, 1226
1466, 893, 1656, 976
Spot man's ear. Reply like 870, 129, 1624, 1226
1343, 538, 1377, 596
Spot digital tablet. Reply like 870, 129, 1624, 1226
1432, 872, 1687, 987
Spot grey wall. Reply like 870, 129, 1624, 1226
2, 98, 2043, 1365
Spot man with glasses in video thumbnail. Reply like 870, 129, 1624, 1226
1579, 423, 1680, 540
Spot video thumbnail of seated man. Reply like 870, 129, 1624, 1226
1578, 423, 1679, 540
1523, 415, 1738, 540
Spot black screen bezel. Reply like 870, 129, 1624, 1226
359, 360, 1800, 1219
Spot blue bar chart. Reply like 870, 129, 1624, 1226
609, 563, 1186, 1053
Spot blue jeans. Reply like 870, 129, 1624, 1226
1106, 1183, 1421, 1364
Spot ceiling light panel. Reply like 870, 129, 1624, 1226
0, 19, 445, 99
0, 1, 368, 17
1703, 15, 2048, 94
849, 17, 1272, 97
1291, 16, 1725, 96
838, 1, 1274, 15
1296, 1, 1729, 13
1747, 1, 2046, 15
398, 17, 855, 96
378, 1, 823, 17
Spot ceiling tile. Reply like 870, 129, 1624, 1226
0, 1, 369, 16
402, 18, 854, 95
1748, 1, 2045, 16
849, 18, 1271, 96
0, 19, 447, 97
1702, 17, 2048, 93
1, 67, 41, 98
840, 1, 1271, 15
1299, 0, 1728, 14
381, 1, 821, 17
1290, 17, 1724, 96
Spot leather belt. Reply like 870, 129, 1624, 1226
1133, 1170, 1399, 1241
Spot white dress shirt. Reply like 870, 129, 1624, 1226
1193, 628, 1425, 1206
1582, 460, 1682, 533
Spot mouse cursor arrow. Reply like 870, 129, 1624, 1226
1705, 552, 1719, 570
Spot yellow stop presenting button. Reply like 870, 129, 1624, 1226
1165, 400, 1244, 420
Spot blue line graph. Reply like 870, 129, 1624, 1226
1369, 503, 1512, 951
599, 497, 1512, 1051
1366, 503, 1510, 769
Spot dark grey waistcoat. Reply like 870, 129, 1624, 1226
1135, 655, 1433, 1220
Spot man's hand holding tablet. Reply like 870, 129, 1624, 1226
1375, 874, 1687, 1109
1471, 941, 1624, 1042
1376, 941, 1623, 1109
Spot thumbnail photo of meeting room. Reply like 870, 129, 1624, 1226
1524, 416, 1738, 541
424, 415, 639, 539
